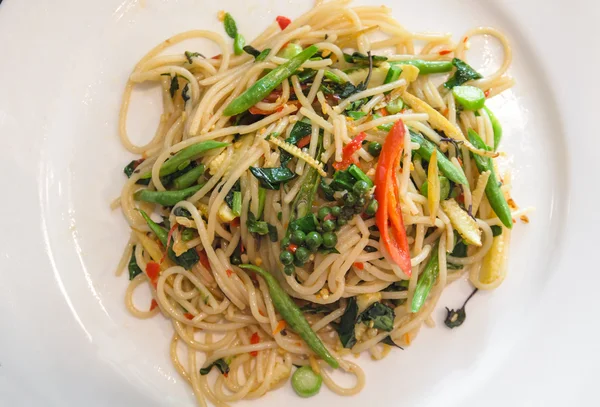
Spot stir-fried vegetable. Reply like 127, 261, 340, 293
390, 59, 453, 74
172, 164, 205, 190
452, 85, 486, 111
224, 45, 319, 116
427, 150, 440, 224
483, 106, 503, 150
441, 198, 482, 246
411, 245, 439, 312
444, 58, 483, 89
374, 120, 412, 275
291, 366, 322, 398
410, 131, 469, 185
134, 184, 203, 206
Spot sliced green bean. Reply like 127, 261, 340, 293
391, 59, 453, 74
141, 141, 228, 179
467, 129, 513, 228
348, 164, 373, 188
257, 187, 267, 218
291, 366, 322, 397
410, 131, 469, 186
411, 245, 440, 312
223, 45, 319, 116
233, 33, 245, 55
172, 164, 205, 190
483, 106, 503, 150
239, 264, 339, 369
138, 210, 168, 245
383, 64, 402, 94
134, 184, 203, 206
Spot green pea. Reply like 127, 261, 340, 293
280, 237, 290, 249
356, 196, 367, 207
345, 193, 357, 206
337, 217, 348, 227
317, 207, 332, 221
353, 180, 370, 196
284, 264, 296, 276
322, 219, 336, 232
365, 199, 379, 216
367, 141, 382, 157
322, 232, 337, 248
331, 206, 341, 217
295, 247, 310, 264
316, 226, 323, 233
291, 366, 322, 398
291, 230, 306, 245
305, 232, 323, 250
280, 250, 294, 265
230, 254, 242, 265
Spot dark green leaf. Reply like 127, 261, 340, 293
184, 51, 205, 64
267, 224, 278, 242
345, 98, 367, 111
289, 214, 318, 233
243, 45, 260, 58
343, 51, 387, 66
336, 297, 358, 348
357, 302, 395, 331
168, 246, 199, 270
173, 207, 192, 218
446, 262, 464, 270
382, 280, 409, 292
299, 304, 332, 314
223, 180, 241, 209
318, 247, 340, 255
319, 179, 336, 201
491, 225, 503, 237
169, 75, 179, 98
444, 58, 483, 89
450, 235, 468, 258
124, 158, 144, 178
331, 169, 356, 191
182, 83, 190, 103
200, 358, 230, 375
444, 288, 478, 329
223, 13, 238, 38
249, 166, 296, 190
380, 336, 403, 349
128, 246, 143, 280
246, 212, 270, 235
287, 121, 312, 145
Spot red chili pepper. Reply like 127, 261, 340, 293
146, 261, 160, 282
231, 217, 240, 228
353, 262, 364, 270
374, 120, 412, 276
439, 49, 452, 56
184, 313, 194, 320
333, 132, 367, 170
288, 244, 298, 253
226, 269, 233, 277
463, 36, 469, 43
379, 108, 388, 117
149, 299, 158, 311
484, 89, 491, 98
276, 16, 291, 30
250, 332, 260, 356
198, 249, 211, 271
211, 54, 222, 60
297, 135, 311, 149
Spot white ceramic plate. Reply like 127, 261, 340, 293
1, 0, 598, 405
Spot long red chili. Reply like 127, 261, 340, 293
374, 120, 412, 275
333, 132, 367, 170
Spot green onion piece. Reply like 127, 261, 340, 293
278, 43, 303, 59
452, 85, 486, 111
323, 70, 344, 84
233, 34, 245, 56
257, 187, 267, 218
348, 164, 373, 187
231, 191, 242, 216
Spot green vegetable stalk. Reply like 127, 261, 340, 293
483, 106, 503, 150
390, 59, 453, 74
239, 264, 339, 369
172, 164, 205, 190
134, 184, 203, 206
410, 131, 469, 186
411, 245, 440, 312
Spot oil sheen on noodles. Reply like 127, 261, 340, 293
113, 1, 527, 406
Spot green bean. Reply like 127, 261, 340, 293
483, 106, 503, 150
411, 245, 439, 312
238, 264, 339, 368
410, 131, 469, 186
291, 366, 322, 397
383, 64, 402, 95
233, 33, 245, 55
391, 59, 453, 74
347, 164, 373, 187
231, 191, 242, 217
223, 45, 319, 116
172, 164, 205, 190
138, 210, 168, 246
257, 187, 266, 218
141, 141, 228, 179
134, 184, 203, 206
467, 129, 513, 228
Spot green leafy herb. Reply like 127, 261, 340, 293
299, 304, 332, 314
382, 280, 409, 292
128, 246, 143, 280
380, 336, 403, 349
182, 83, 190, 103
347, 111, 367, 120
169, 75, 179, 98
246, 212, 270, 235
289, 214, 318, 234
343, 51, 387, 66
249, 166, 296, 190
287, 121, 313, 144
318, 247, 340, 255
200, 358, 230, 375
184, 51, 204, 64
173, 207, 192, 218
491, 225, 503, 237
256, 48, 271, 62
243, 45, 261, 58
444, 58, 483, 89
224, 180, 241, 209
223, 13, 238, 38
444, 288, 478, 329
331, 169, 356, 191
357, 302, 395, 331
124, 158, 145, 178
336, 297, 358, 348
319, 179, 336, 201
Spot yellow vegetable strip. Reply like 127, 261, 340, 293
427, 149, 440, 224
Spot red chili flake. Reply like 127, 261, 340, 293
463, 36, 469, 43
149, 299, 159, 311
288, 244, 298, 253
484, 89, 491, 98
146, 261, 160, 282
439, 49, 452, 56
197, 249, 211, 271
353, 262, 364, 270
297, 135, 311, 149
250, 332, 260, 356
226, 269, 233, 277
184, 313, 194, 320
276, 16, 291, 30
211, 54, 222, 60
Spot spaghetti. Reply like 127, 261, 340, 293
114, 1, 527, 405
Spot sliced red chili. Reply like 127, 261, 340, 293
297, 135, 311, 149
333, 132, 367, 170
250, 332, 260, 356
149, 299, 159, 311
198, 249, 211, 271
276, 16, 291, 30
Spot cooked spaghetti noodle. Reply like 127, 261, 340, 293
114, 1, 528, 405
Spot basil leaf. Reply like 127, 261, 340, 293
490, 225, 503, 237
336, 297, 358, 348
357, 302, 395, 331
249, 166, 296, 190
173, 207, 192, 218
200, 358, 230, 375
267, 224, 278, 242
380, 336, 403, 349
289, 214, 318, 233
184, 51, 204, 64
128, 246, 143, 280
382, 280, 409, 292
444, 58, 483, 89
243, 45, 261, 58
287, 121, 312, 145
182, 83, 190, 103
224, 180, 241, 209
169, 75, 179, 98
319, 247, 340, 255
124, 158, 144, 178
168, 246, 199, 270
